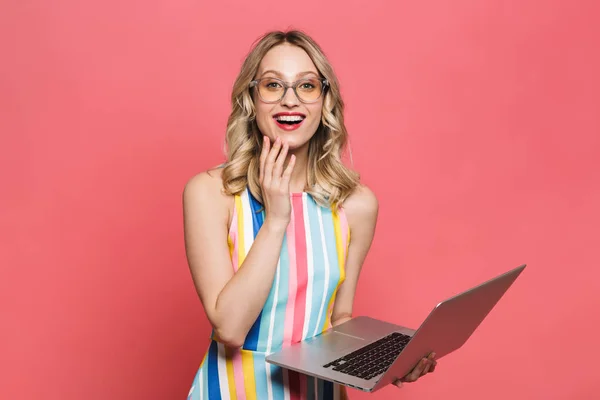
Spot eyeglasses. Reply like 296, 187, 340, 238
249, 77, 329, 104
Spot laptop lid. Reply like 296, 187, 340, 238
371, 264, 526, 391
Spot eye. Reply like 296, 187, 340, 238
297, 78, 320, 91
262, 79, 283, 89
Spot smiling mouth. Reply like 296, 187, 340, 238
273, 115, 306, 125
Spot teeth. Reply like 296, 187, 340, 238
275, 115, 304, 122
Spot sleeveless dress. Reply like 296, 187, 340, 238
187, 187, 350, 400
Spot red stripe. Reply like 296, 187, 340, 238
291, 195, 308, 344
299, 373, 307, 399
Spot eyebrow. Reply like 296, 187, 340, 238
259, 70, 319, 79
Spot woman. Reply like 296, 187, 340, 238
183, 30, 436, 399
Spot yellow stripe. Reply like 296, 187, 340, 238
225, 347, 237, 399
332, 207, 346, 270
235, 195, 246, 267
322, 208, 346, 332
241, 349, 257, 399
227, 226, 234, 259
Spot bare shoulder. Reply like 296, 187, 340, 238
183, 166, 232, 225
342, 184, 379, 228
183, 166, 225, 200
184, 165, 225, 194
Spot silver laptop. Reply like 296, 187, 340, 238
266, 264, 526, 393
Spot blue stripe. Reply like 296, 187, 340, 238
306, 197, 327, 338
244, 189, 265, 350
323, 380, 334, 400
271, 363, 285, 399
251, 351, 269, 399
248, 187, 265, 231
207, 341, 222, 400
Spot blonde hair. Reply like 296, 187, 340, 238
221, 30, 359, 208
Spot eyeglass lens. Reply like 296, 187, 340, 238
256, 78, 324, 103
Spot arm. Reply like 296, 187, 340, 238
184, 137, 295, 348
183, 170, 287, 348
330, 184, 379, 327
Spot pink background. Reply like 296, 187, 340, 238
2, 0, 599, 399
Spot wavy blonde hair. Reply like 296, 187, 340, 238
221, 30, 359, 208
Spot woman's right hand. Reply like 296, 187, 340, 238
259, 135, 296, 227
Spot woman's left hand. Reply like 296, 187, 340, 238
392, 352, 437, 388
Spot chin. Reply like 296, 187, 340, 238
273, 127, 317, 148
276, 133, 311, 150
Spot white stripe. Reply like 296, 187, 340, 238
313, 206, 330, 337
241, 189, 254, 257
302, 194, 314, 340
216, 343, 229, 398
265, 259, 281, 400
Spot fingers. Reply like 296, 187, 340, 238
281, 154, 296, 189
413, 358, 428, 379
430, 359, 437, 373
262, 136, 281, 188
397, 353, 438, 388
404, 358, 428, 382
271, 141, 289, 187
428, 352, 437, 373
421, 360, 432, 375
417, 353, 436, 376
261, 136, 293, 191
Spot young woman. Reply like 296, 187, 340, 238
183, 30, 437, 399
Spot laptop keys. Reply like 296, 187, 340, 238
322, 332, 411, 380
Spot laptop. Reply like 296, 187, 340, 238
265, 264, 526, 393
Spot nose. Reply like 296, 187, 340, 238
280, 86, 300, 107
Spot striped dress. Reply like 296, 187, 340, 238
187, 187, 350, 400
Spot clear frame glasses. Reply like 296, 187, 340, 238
249, 77, 329, 104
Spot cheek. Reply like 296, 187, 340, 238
255, 105, 273, 132
308, 106, 323, 127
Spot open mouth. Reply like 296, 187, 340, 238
273, 115, 306, 125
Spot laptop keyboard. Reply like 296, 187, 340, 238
322, 332, 411, 380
